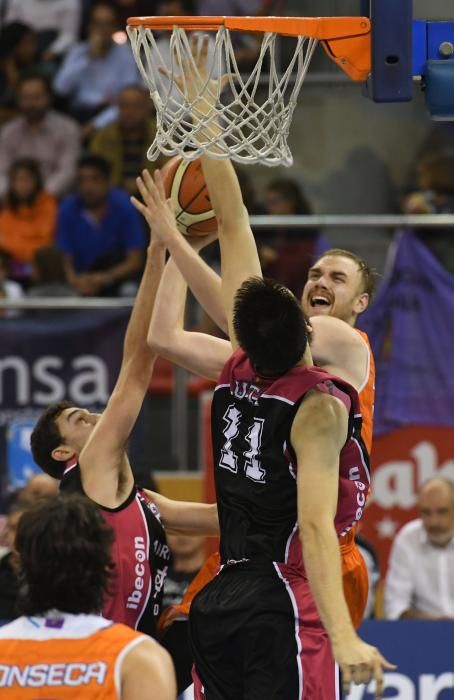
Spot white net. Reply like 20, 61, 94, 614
127, 24, 318, 167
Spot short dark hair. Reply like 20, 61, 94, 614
315, 248, 376, 300
33, 246, 67, 284
15, 494, 114, 616
78, 154, 111, 180
233, 277, 308, 376
30, 401, 75, 479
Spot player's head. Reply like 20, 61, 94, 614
77, 154, 111, 209
118, 84, 150, 131
30, 402, 101, 479
18, 75, 51, 123
302, 249, 375, 327
419, 477, 454, 548
233, 277, 310, 376
15, 494, 114, 616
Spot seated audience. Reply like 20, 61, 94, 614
402, 150, 454, 274
385, 477, 454, 620
0, 22, 50, 119
53, 3, 138, 132
28, 245, 78, 298
56, 154, 146, 296
18, 472, 59, 504
0, 159, 57, 280
90, 84, 166, 196
0, 500, 27, 623
260, 177, 320, 298
111, 0, 161, 27
160, 534, 206, 694
4, 0, 81, 61
0, 75, 80, 198
0, 250, 24, 317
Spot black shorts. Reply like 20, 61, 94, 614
189, 561, 338, 700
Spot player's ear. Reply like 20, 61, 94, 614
354, 292, 369, 315
51, 445, 75, 463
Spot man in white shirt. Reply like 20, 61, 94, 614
385, 477, 454, 620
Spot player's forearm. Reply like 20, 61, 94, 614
123, 243, 165, 365
145, 491, 219, 535
300, 518, 357, 648
165, 235, 227, 333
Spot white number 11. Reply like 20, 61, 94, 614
219, 405, 266, 484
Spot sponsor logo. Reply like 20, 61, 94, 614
126, 536, 147, 610
0, 662, 107, 688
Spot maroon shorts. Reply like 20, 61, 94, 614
190, 561, 340, 700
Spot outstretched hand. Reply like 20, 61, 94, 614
131, 170, 179, 248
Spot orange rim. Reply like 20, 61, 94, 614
127, 15, 372, 82
127, 15, 370, 40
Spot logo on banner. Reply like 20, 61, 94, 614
360, 427, 454, 577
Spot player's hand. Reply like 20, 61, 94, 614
333, 636, 396, 699
131, 169, 180, 248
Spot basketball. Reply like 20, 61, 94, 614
161, 155, 217, 237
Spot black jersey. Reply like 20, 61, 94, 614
60, 461, 170, 637
211, 349, 370, 570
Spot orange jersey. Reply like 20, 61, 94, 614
0, 612, 146, 699
355, 329, 375, 455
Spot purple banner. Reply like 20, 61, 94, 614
358, 231, 454, 435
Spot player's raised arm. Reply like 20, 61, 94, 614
148, 254, 231, 381
79, 232, 165, 505
180, 36, 262, 347
291, 391, 395, 697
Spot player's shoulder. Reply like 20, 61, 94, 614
310, 315, 366, 347
294, 384, 349, 431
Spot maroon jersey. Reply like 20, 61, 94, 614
211, 349, 370, 571
60, 461, 170, 637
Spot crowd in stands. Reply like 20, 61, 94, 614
0, 0, 303, 305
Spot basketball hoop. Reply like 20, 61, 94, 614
127, 16, 371, 167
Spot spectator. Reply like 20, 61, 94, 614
90, 84, 166, 196
0, 159, 57, 281
111, 0, 160, 28
0, 75, 80, 198
402, 150, 454, 274
385, 477, 454, 620
0, 501, 27, 623
4, 0, 81, 61
28, 246, 78, 298
0, 22, 50, 119
160, 534, 206, 694
53, 3, 138, 133
259, 177, 321, 298
18, 473, 59, 504
56, 154, 146, 296
0, 250, 24, 317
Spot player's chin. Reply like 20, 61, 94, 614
308, 303, 332, 316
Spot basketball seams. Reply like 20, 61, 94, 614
162, 155, 217, 236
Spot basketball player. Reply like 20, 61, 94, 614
30, 215, 219, 640
134, 204, 373, 629
0, 494, 177, 699
130, 168, 394, 698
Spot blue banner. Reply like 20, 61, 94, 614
348, 620, 454, 699
358, 231, 454, 435
0, 310, 129, 493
